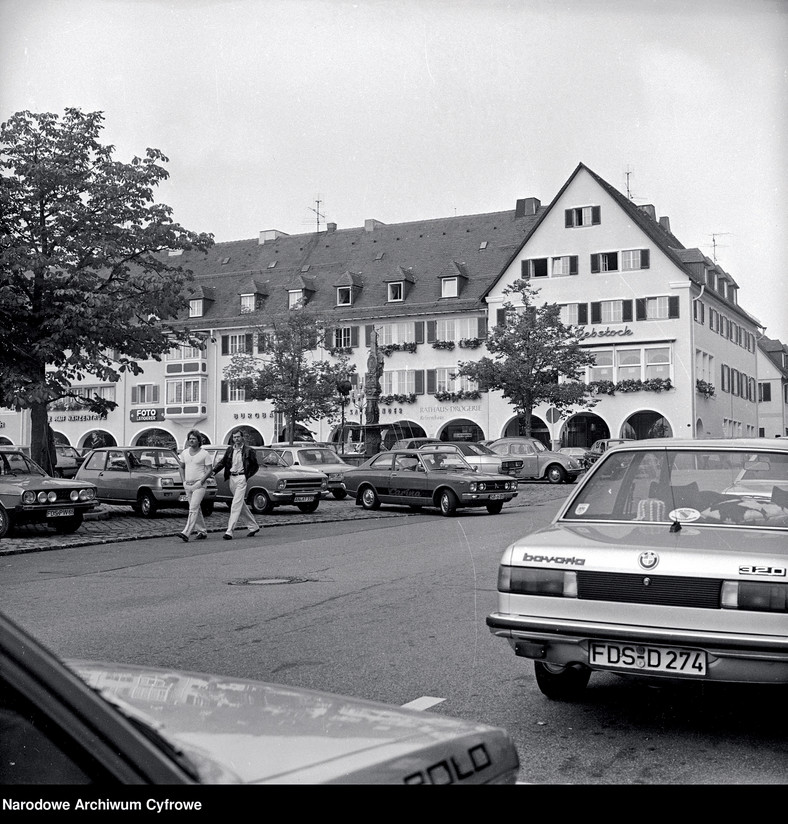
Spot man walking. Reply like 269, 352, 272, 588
211, 430, 260, 540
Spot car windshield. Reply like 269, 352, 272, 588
420, 451, 473, 471
257, 448, 287, 467
461, 443, 495, 456
0, 452, 46, 477
562, 447, 788, 528
295, 449, 341, 465
128, 450, 180, 470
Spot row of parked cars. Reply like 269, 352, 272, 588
0, 437, 585, 538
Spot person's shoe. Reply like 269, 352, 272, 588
247, 526, 260, 538
196, 532, 208, 540
176, 532, 189, 542
223, 533, 233, 541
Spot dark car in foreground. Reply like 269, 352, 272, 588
488, 437, 584, 484
343, 448, 518, 516
0, 611, 519, 784
76, 447, 217, 518
487, 438, 788, 699
204, 446, 327, 514
0, 448, 97, 538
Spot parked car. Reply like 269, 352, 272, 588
487, 438, 584, 484
487, 438, 788, 700
389, 437, 444, 451
271, 445, 350, 500
53, 445, 86, 479
204, 446, 327, 514
75, 447, 216, 518
558, 447, 589, 467
343, 448, 518, 516
0, 610, 520, 784
583, 438, 634, 466
0, 447, 97, 538
419, 442, 524, 477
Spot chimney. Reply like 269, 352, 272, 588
364, 219, 385, 232
258, 229, 289, 245
659, 216, 671, 233
638, 204, 656, 220
326, 222, 337, 233
515, 197, 541, 218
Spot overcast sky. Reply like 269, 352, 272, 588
2, 0, 787, 341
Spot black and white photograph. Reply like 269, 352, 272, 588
1, 0, 786, 794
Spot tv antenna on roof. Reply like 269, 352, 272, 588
703, 232, 732, 263
307, 196, 326, 233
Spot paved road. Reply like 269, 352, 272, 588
0, 482, 572, 556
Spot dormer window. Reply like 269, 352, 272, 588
240, 294, 263, 313
189, 299, 203, 318
288, 289, 304, 309
336, 286, 352, 306
387, 282, 404, 302
441, 277, 459, 298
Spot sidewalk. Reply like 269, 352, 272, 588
0, 484, 570, 556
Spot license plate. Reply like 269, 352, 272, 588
294, 496, 314, 503
589, 642, 707, 676
489, 493, 504, 500
179, 494, 188, 502
47, 508, 74, 518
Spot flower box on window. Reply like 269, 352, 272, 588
380, 342, 418, 357
432, 340, 456, 351
696, 379, 716, 399
458, 337, 483, 349
380, 393, 417, 405
433, 389, 481, 402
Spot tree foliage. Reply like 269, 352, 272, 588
223, 309, 355, 443
456, 279, 597, 436
0, 108, 213, 468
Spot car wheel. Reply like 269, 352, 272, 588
533, 661, 591, 699
360, 485, 381, 510
438, 488, 458, 516
200, 500, 215, 517
0, 506, 12, 539
138, 491, 158, 518
546, 464, 567, 484
486, 501, 504, 515
49, 513, 84, 534
332, 489, 348, 500
297, 500, 319, 513
249, 489, 274, 514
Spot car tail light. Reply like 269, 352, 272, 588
498, 566, 578, 597
721, 581, 788, 612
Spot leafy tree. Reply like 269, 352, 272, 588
0, 109, 213, 470
456, 278, 597, 436
223, 309, 355, 444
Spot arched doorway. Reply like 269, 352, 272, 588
134, 428, 177, 449
503, 415, 550, 447
561, 413, 610, 448
52, 431, 70, 446
0, 436, 12, 446
225, 425, 264, 446
696, 418, 705, 438
81, 430, 117, 450
438, 419, 485, 443
622, 411, 673, 440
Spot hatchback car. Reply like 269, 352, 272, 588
487, 438, 788, 699
204, 446, 327, 514
488, 438, 584, 484
53, 445, 85, 479
1, 611, 519, 784
272, 445, 350, 500
0, 448, 97, 538
343, 448, 518, 516
419, 442, 524, 477
75, 447, 217, 518
583, 438, 634, 466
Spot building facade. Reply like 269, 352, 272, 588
757, 336, 788, 438
0, 163, 774, 453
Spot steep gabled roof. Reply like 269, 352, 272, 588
759, 335, 788, 377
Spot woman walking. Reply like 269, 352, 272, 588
176, 430, 214, 542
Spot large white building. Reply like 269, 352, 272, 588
1, 163, 776, 452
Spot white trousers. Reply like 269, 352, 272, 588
227, 475, 258, 532
183, 484, 207, 536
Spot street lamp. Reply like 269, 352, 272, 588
336, 379, 352, 455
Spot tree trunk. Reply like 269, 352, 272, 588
31, 401, 57, 476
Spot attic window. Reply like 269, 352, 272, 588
189, 299, 204, 317
301, 265, 311, 272
441, 277, 459, 298
288, 290, 304, 309
479, 241, 488, 250
387, 282, 404, 303
267, 260, 277, 269
240, 294, 264, 313
336, 286, 352, 306
220, 257, 230, 265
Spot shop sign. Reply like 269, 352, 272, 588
233, 411, 269, 420
577, 326, 633, 340
130, 408, 164, 422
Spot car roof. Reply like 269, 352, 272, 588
609, 437, 787, 450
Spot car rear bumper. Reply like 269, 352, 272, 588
487, 612, 788, 683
